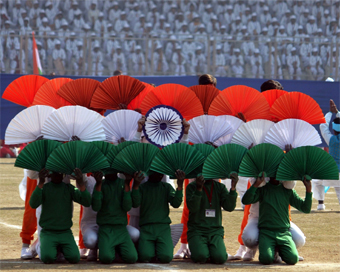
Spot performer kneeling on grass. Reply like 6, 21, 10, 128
92, 171, 143, 264
186, 173, 238, 264
242, 174, 312, 265
29, 168, 91, 264
134, 170, 184, 263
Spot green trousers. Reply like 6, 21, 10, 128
259, 229, 299, 265
98, 225, 137, 264
40, 229, 80, 264
188, 234, 228, 264
138, 224, 173, 263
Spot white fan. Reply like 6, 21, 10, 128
213, 116, 245, 146
231, 119, 275, 148
264, 118, 322, 150
188, 115, 235, 144
102, 109, 142, 144
41, 105, 105, 142
5, 105, 55, 144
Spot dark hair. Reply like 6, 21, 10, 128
260, 80, 284, 92
334, 117, 340, 124
198, 74, 217, 87
113, 70, 122, 76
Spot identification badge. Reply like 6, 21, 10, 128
205, 209, 215, 217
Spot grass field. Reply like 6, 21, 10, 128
0, 157, 339, 271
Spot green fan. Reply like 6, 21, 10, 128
202, 143, 248, 179
150, 143, 205, 179
91, 141, 118, 174
45, 141, 110, 175
186, 144, 215, 178
106, 141, 138, 165
111, 143, 160, 175
14, 140, 63, 172
91, 141, 116, 156
276, 146, 339, 181
239, 143, 284, 178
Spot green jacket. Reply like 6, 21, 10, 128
186, 180, 237, 240
29, 182, 91, 231
92, 178, 139, 226
242, 183, 312, 232
134, 181, 183, 227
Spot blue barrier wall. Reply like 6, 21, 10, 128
1, 73, 339, 146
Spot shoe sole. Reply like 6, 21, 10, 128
21, 256, 33, 260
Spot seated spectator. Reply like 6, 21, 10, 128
52, 40, 66, 75
67, 1, 79, 22
172, 44, 186, 76
287, 15, 298, 36
18, 9, 28, 28
20, 17, 32, 35
192, 46, 207, 75
251, 49, 264, 78
293, 0, 304, 18
11, 0, 22, 26
231, 48, 244, 78
268, 17, 279, 36
185, 2, 198, 22
114, 12, 128, 33
88, 1, 100, 27
72, 10, 85, 32
309, 48, 324, 80
248, 13, 261, 35
174, 12, 186, 32
202, 4, 213, 25
280, 9, 291, 26
54, 11, 63, 30
73, 41, 86, 75
224, 5, 235, 27
189, 14, 201, 33
112, 46, 127, 74
131, 45, 145, 75
259, 6, 271, 28
287, 47, 302, 80
215, 45, 227, 77
108, 1, 121, 25
29, 0, 40, 22
9, 43, 25, 74
91, 42, 104, 76
153, 43, 169, 74
306, 16, 318, 35
45, 1, 58, 25
94, 12, 108, 36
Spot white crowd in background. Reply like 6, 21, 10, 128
0, 0, 340, 80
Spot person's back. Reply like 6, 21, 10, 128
136, 171, 184, 263
92, 173, 141, 264
29, 168, 91, 264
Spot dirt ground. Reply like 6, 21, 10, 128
0, 158, 340, 272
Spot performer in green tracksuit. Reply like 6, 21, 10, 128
134, 171, 184, 263
92, 171, 143, 264
29, 168, 91, 264
186, 174, 238, 264
242, 174, 312, 265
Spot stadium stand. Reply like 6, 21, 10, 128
0, 0, 339, 80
